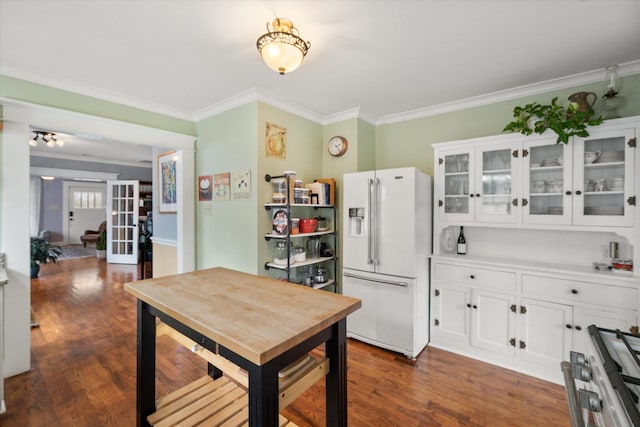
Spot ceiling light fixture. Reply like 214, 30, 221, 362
29, 131, 65, 147
256, 18, 310, 75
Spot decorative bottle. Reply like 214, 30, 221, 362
457, 226, 467, 255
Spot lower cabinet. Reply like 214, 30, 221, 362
430, 257, 639, 384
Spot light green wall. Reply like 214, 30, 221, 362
195, 103, 258, 273
0, 75, 196, 136
376, 74, 640, 176
256, 102, 323, 277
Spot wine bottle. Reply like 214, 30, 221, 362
457, 226, 467, 255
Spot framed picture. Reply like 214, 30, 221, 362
214, 172, 231, 201
158, 151, 177, 213
231, 170, 251, 200
266, 122, 286, 159
198, 175, 213, 202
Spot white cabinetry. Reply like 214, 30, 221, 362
431, 257, 639, 384
431, 116, 640, 384
435, 117, 637, 231
438, 140, 519, 224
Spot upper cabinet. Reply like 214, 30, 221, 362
435, 117, 637, 229
438, 141, 519, 224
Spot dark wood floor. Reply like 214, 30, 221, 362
1, 257, 571, 426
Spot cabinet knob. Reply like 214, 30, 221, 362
566, 324, 573, 329
466, 303, 472, 308
571, 289, 579, 294
565, 191, 572, 196
472, 305, 478, 309
575, 190, 582, 195
575, 326, 582, 331
469, 194, 474, 198
476, 193, 481, 198
470, 275, 475, 279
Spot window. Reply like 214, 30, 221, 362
72, 191, 104, 209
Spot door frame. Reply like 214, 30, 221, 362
62, 181, 108, 246
1, 98, 196, 377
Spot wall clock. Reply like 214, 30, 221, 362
328, 136, 348, 157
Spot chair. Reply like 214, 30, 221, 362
33, 230, 51, 243
80, 221, 107, 247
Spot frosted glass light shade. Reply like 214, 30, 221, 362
256, 18, 310, 75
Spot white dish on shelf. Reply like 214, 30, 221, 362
596, 151, 624, 163
584, 205, 624, 215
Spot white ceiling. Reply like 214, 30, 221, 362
2, 1, 640, 159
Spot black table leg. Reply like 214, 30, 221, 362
326, 318, 348, 426
247, 360, 279, 427
137, 300, 156, 427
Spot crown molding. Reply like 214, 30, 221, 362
193, 87, 326, 124
1, 67, 194, 121
5, 60, 638, 129
376, 60, 640, 126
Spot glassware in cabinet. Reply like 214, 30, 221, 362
522, 139, 572, 225
573, 127, 635, 226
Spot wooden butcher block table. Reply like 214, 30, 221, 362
125, 267, 361, 427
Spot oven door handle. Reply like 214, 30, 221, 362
561, 361, 586, 427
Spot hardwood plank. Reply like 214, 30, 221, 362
1, 257, 571, 426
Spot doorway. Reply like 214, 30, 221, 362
63, 182, 107, 245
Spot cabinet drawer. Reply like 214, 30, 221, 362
434, 262, 516, 293
521, 274, 637, 310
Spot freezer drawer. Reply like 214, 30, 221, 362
343, 271, 419, 357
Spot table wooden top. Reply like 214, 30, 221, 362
124, 267, 361, 365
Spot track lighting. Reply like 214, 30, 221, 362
29, 131, 65, 147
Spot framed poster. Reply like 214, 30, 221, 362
158, 151, 177, 213
231, 170, 251, 200
198, 175, 213, 201
266, 122, 286, 159
214, 172, 231, 201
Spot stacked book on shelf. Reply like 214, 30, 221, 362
306, 178, 335, 205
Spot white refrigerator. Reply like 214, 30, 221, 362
342, 167, 432, 359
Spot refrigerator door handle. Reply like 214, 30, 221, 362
367, 178, 374, 264
372, 177, 380, 266
343, 272, 408, 287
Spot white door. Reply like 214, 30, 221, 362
471, 290, 516, 357
519, 298, 572, 368
106, 180, 139, 264
67, 185, 106, 244
475, 144, 519, 224
342, 171, 375, 272
573, 127, 635, 227
431, 283, 471, 345
437, 149, 475, 222
375, 168, 420, 277
522, 136, 573, 225
343, 270, 414, 355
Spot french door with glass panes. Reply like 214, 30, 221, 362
106, 180, 139, 264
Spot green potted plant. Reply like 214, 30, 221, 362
96, 231, 107, 260
503, 97, 603, 144
30, 237, 62, 278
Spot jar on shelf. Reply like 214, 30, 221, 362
273, 241, 295, 265
271, 178, 287, 202
290, 218, 300, 234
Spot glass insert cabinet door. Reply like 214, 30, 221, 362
573, 127, 635, 227
441, 151, 472, 221
523, 138, 572, 225
476, 147, 517, 223
106, 180, 140, 264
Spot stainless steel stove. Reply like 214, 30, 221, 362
562, 325, 640, 427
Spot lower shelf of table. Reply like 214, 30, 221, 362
148, 375, 298, 427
